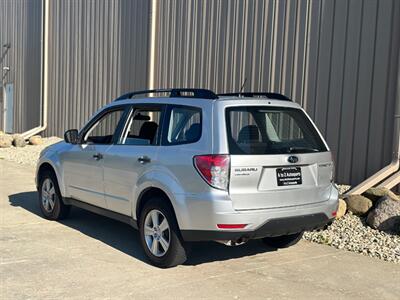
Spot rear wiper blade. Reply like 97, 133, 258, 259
288, 147, 319, 153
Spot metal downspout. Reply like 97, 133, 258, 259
377, 82, 400, 189
21, 0, 49, 139
346, 46, 400, 194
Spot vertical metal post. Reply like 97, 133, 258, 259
148, 0, 158, 90
42, 0, 49, 129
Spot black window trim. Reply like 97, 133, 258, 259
114, 103, 166, 146
161, 104, 203, 146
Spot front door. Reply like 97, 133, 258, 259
62, 107, 127, 208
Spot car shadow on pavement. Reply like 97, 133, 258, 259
9, 191, 276, 266
184, 240, 276, 266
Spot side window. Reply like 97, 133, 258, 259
119, 107, 162, 145
85, 109, 125, 145
164, 106, 202, 145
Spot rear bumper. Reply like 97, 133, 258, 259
181, 213, 331, 241
175, 184, 339, 241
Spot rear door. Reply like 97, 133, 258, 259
226, 106, 334, 210
102, 105, 164, 216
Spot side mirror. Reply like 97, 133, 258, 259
64, 129, 79, 144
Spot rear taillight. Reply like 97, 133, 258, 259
193, 154, 230, 190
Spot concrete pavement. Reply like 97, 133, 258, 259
1, 160, 399, 299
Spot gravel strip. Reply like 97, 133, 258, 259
0, 137, 62, 166
1, 142, 398, 263
304, 212, 400, 263
337, 184, 351, 195
304, 184, 400, 264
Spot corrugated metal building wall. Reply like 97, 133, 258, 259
0, 0, 42, 132
152, 0, 400, 185
45, 0, 150, 136
1, 0, 399, 186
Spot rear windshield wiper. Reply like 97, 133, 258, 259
287, 146, 319, 153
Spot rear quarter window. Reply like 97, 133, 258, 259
226, 106, 327, 155
162, 105, 202, 145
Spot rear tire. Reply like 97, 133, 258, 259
262, 232, 303, 249
139, 197, 187, 268
38, 170, 70, 220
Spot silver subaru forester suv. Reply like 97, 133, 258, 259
36, 89, 338, 267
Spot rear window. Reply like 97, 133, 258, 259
226, 106, 327, 154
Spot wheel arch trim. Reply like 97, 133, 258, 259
36, 159, 65, 196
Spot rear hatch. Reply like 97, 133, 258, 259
226, 106, 333, 210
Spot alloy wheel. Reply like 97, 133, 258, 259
41, 178, 56, 213
144, 209, 171, 257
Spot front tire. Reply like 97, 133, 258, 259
262, 232, 303, 249
38, 170, 70, 220
139, 197, 187, 268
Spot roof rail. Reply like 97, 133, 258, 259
114, 88, 219, 101
217, 92, 291, 101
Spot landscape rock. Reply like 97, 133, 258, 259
0, 134, 12, 148
344, 194, 373, 216
366, 196, 400, 234
0, 130, 4, 135
29, 135, 43, 145
335, 198, 347, 219
12, 135, 26, 147
363, 187, 399, 202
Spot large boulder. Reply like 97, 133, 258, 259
0, 134, 12, 148
335, 198, 347, 219
366, 195, 400, 233
344, 194, 373, 216
29, 135, 43, 145
363, 187, 399, 202
12, 134, 26, 147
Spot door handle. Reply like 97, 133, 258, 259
138, 156, 151, 164
93, 153, 103, 160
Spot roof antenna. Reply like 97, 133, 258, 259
239, 77, 247, 93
